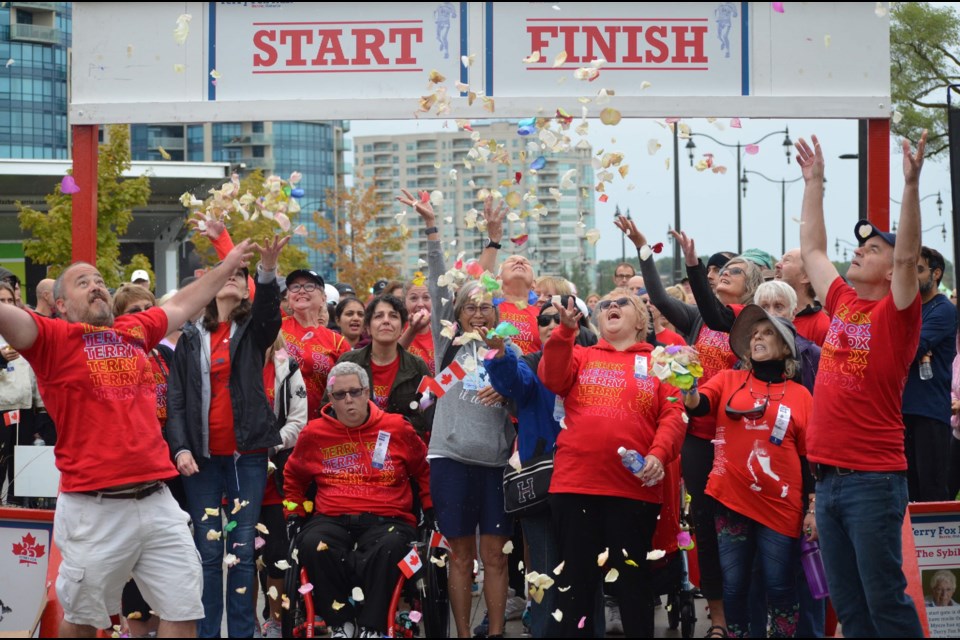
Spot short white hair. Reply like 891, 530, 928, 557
754, 281, 798, 320
329, 361, 369, 389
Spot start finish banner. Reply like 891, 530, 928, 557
70, 2, 890, 124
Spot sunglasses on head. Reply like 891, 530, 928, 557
537, 314, 561, 327
330, 388, 366, 401
720, 267, 746, 278
597, 297, 631, 312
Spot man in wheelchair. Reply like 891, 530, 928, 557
283, 362, 433, 639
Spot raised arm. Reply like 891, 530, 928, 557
478, 196, 507, 274
190, 213, 257, 295
615, 215, 700, 335
672, 230, 736, 332
162, 239, 255, 332
537, 298, 582, 397
892, 132, 927, 310
796, 136, 840, 303
0, 303, 38, 352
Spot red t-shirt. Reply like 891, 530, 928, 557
283, 404, 432, 525
371, 356, 401, 410
539, 324, 686, 504
407, 330, 436, 375
688, 326, 739, 441
807, 278, 921, 471
281, 317, 349, 420
148, 350, 170, 428
699, 370, 811, 538
656, 327, 686, 347
208, 322, 235, 455
794, 309, 831, 347
20, 308, 176, 492
497, 301, 542, 355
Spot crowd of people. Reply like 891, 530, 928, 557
0, 130, 954, 639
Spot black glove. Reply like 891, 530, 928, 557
421, 507, 437, 532
286, 515, 304, 542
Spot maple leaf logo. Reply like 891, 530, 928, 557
409, 553, 420, 567
12, 532, 45, 565
439, 373, 452, 386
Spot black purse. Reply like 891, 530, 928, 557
502, 439, 553, 517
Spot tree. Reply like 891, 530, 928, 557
310, 184, 408, 293
17, 125, 151, 286
189, 169, 310, 274
890, 2, 960, 157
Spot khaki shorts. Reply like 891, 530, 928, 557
54, 485, 203, 629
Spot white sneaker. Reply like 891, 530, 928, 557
262, 619, 282, 638
330, 621, 357, 638
605, 599, 624, 635
505, 595, 527, 621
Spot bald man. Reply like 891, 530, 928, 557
34, 279, 56, 318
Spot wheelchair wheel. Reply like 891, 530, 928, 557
666, 590, 681, 630
679, 589, 697, 638
421, 543, 449, 638
281, 536, 312, 638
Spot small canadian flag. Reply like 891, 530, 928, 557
3, 409, 19, 427
398, 547, 422, 578
417, 360, 467, 399
429, 530, 452, 551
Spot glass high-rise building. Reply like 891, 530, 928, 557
0, 2, 71, 159
130, 120, 351, 279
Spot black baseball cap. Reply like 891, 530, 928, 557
372, 279, 389, 295
854, 219, 896, 247
285, 269, 325, 289
335, 283, 356, 297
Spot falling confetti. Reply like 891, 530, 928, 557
875, 2, 888, 18
4, 59, 13, 68
298, 583, 314, 595
646, 549, 667, 561
599, 194, 609, 203
225, 520, 238, 533
210, 69, 222, 80
332, 600, 346, 611
206, 530, 222, 541
858, 223, 873, 239
352, 587, 365, 602
605, 568, 620, 582
275, 560, 291, 570
640, 81, 652, 90
578, 616, 587, 629
523, 51, 542, 63
585, 229, 601, 245
745, 144, 760, 155
553, 51, 568, 67
892, 111, 903, 124
267, 586, 279, 600
552, 610, 564, 622
317, 541, 329, 551
60, 175, 80, 194
235, 587, 247, 594
554, 561, 565, 575
772, 2, 784, 13
511, 234, 529, 246
730, 118, 742, 129
502, 540, 515, 554
173, 14, 192, 45
173, 63, 186, 73
824, 34, 831, 48
461, 54, 476, 68
224, 553, 239, 568
597, 547, 610, 566
647, 139, 662, 155
599, 108, 622, 126
157, 146, 172, 161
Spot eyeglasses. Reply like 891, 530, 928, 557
614, 273, 632, 280
330, 387, 367, 401
537, 314, 561, 327
462, 304, 495, 315
124, 305, 152, 314
288, 283, 320, 293
719, 267, 746, 278
597, 297, 631, 312
723, 379, 782, 422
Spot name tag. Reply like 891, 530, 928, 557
371, 430, 391, 469
634, 355, 648, 379
770, 405, 791, 446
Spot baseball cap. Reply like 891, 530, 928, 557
372, 279, 389, 295
285, 269, 325, 290
324, 283, 340, 305
854, 219, 896, 247
131, 269, 150, 283
707, 252, 735, 271
335, 283, 356, 297
729, 304, 798, 361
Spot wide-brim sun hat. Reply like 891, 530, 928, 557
729, 304, 798, 361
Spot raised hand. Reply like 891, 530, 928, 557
553, 296, 582, 329
397, 188, 436, 226
479, 325, 506, 359
482, 195, 508, 244
409, 309, 431, 333
189, 212, 226, 240
223, 238, 255, 273
613, 215, 647, 248
794, 135, 824, 183
669, 229, 698, 267
903, 129, 927, 186
253, 234, 291, 272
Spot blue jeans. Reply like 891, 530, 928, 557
715, 508, 799, 637
183, 453, 267, 638
749, 553, 826, 637
815, 470, 922, 638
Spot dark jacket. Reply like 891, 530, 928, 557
334, 343, 431, 438
166, 271, 283, 458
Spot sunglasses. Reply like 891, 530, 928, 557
330, 387, 366, 401
537, 314, 561, 327
723, 379, 783, 422
288, 283, 320, 293
719, 267, 746, 278
125, 305, 153, 314
597, 297, 631, 312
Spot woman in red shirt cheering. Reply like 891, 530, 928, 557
683, 305, 815, 638
538, 294, 686, 637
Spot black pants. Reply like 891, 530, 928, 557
299, 515, 415, 633
549, 493, 660, 638
259, 504, 289, 580
904, 414, 951, 502
681, 433, 723, 601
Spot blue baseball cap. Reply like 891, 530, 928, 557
854, 219, 896, 247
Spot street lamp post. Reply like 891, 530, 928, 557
687, 127, 793, 254
741, 169, 803, 256
889, 192, 948, 243
835, 238, 857, 262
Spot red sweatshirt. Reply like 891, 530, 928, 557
538, 323, 686, 503
283, 402, 432, 525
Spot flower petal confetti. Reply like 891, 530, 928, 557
224, 553, 239, 568
173, 14, 192, 45
745, 144, 760, 155
554, 561, 565, 575
332, 600, 346, 611
772, 2, 784, 13
552, 609, 563, 622
553, 51, 568, 67
875, 2, 888, 18
599, 108, 622, 126
730, 117, 742, 128
60, 175, 80, 194
503, 540, 515, 554
206, 529, 222, 541
597, 547, 609, 566
523, 51, 541, 63
646, 549, 667, 561
158, 146, 172, 161
585, 229, 601, 245
511, 234, 529, 246
578, 616, 587, 629
275, 560, 291, 571
298, 583, 314, 595
605, 568, 620, 583
461, 54, 476, 68
352, 587, 365, 602
268, 586, 279, 600
858, 223, 873, 239
4, 59, 14, 68
255, 522, 270, 535
892, 110, 904, 124
235, 587, 247, 594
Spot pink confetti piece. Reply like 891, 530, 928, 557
484, 349, 499, 361
772, 2, 784, 13
578, 616, 586, 629
745, 144, 760, 155
61, 175, 80, 194
409, 610, 423, 623
730, 118, 742, 129
298, 583, 314, 595
254, 536, 266, 550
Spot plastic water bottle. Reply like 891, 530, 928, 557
33, 436, 45, 446
800, 537, 829, 600
920, 353, 933, 381
617, 447, 645, 476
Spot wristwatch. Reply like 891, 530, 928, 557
486, 240, 502, 250
423, 226, 438, 235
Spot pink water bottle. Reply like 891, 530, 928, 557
800, 537, 829, 600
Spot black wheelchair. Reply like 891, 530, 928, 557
280, 516, 449, 638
